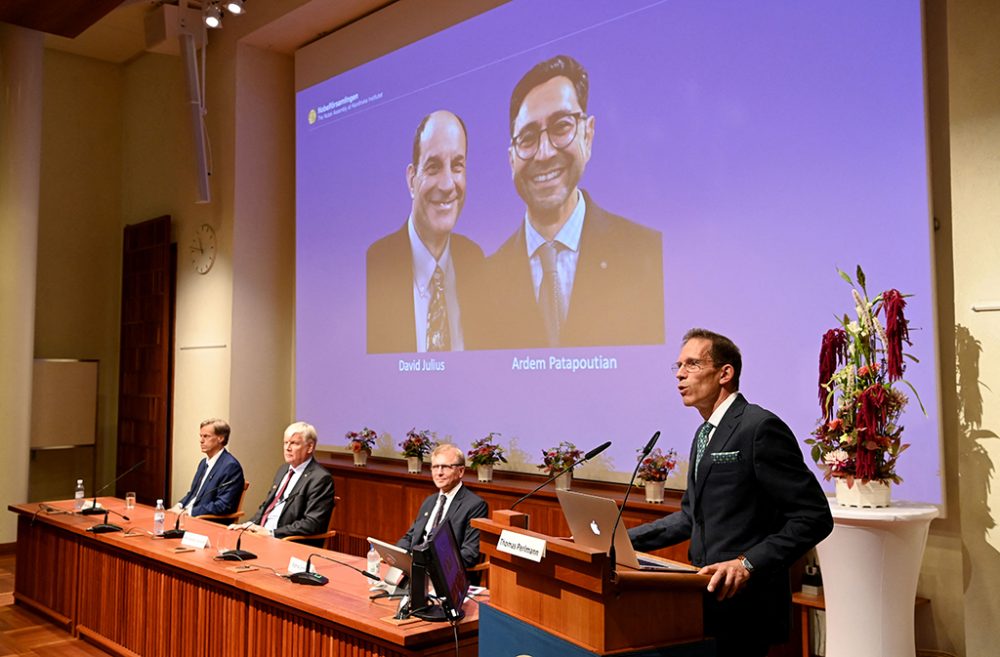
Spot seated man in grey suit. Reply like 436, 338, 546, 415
170, 418, 244, 522
487, 54, 664, 348
231, 421, 335, 548
397, 443, 488, 570
366, 110, 485, 353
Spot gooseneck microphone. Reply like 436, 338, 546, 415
162, 508, 189, 540
290, 553, 382, 586
608, 430, 660, 569
88, 508, 131, 534
218, 524, 258, 561
80, 459, 147, 515
510, 441, 612, 513
163, 477, 241, 539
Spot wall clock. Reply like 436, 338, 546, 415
190, 223, 217, 274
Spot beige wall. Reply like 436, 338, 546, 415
946, 1, 1000, 656
20, 0, 1000, 653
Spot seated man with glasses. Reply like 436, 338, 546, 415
485, 53, 664, 349
396, 443, 488, 569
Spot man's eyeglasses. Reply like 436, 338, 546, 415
511, 112, 586, 160
670, 359, 714, 374
430, 463, 464, 472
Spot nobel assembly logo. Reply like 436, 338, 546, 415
308, 91, 384, 126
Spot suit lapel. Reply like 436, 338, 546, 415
693, 395, 746, 500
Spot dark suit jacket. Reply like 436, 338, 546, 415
177, 449, 245, 520
484, 190, 664, 348
629, 394, 833, 647
366, 224, 486, 353
396, 485, 488, 569
249, 458, 335, 547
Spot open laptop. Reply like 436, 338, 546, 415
367, 536, 411, 593
556, 489, 698, 572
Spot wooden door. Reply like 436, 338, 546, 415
115, 215, 174, 504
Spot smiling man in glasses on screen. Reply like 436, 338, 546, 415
485, 54, 664, 349
396, 444, 487, 570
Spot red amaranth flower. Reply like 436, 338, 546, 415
881, 289, 909, 381
818, 328, 849, 419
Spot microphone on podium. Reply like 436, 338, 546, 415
608, 430, 660, 568
509, 440, 612, 512
290, 553, 382, 586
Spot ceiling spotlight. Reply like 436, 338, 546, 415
225, 0, 246, 15
204, 5, 223, 29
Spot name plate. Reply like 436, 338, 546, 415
181, 532, 209, 550
287, 556, 309, 574
497, 529, 546, 563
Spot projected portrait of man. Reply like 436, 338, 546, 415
366, 110, 485, 353
486, 54, 664, 348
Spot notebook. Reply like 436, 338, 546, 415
556, 489, 697, 572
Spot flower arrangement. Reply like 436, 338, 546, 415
399, 428, 435, 458
538, 441, 583, 475
346, 427, 378, 454
636, 447, 679, 482
468, 432, 507, 468
805, 266, 923, 486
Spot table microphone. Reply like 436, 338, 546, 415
509, 440, 612, 513
163, 477, 241, 539
218, 524, 258, 561
291, 553, 383, 586
88, 508, 131, 534
80, 459, 147, 515
608, 430, 660, 569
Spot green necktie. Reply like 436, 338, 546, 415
694, 421, 713, 479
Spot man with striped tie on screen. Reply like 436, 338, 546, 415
366, 110, 486, 354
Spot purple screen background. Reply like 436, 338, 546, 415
296, 0, 941, 503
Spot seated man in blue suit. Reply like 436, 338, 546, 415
397, 443, 488, 570
170, 418, 245, 522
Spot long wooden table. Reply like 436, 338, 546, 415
9, 498, 479, 657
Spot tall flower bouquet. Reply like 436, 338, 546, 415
806, 266, 923, 488
346, 427, 378, 454
399, 428, 435, 458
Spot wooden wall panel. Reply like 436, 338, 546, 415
320, 456, 691, 563
13, 515, 78, 626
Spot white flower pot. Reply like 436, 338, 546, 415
644, 480, 665, 503
406, 456, 422, 474
353, 450, 368, 467
477, 464, 493, 482
555, 471, 572, 491
835, 478, 891, 508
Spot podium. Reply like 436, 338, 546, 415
473, 511, 713, 657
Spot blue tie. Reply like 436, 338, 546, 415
694, 422, 713, 479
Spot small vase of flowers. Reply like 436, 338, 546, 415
806, 265, 923, 508
468, 432, 507, 482
346, 427, 378, 467
636, 447, 678, 503
400, 428, 435, 473
539, 441, 584, 491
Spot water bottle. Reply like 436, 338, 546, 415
366, 542, 380, 578
74, 479, 85, 511
153, 499, 166, 536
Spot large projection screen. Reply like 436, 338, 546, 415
296, 0, 942, 505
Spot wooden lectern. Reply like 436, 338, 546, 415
473, 510, 713, 657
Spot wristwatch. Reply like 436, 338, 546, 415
738, 554, 754, 574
